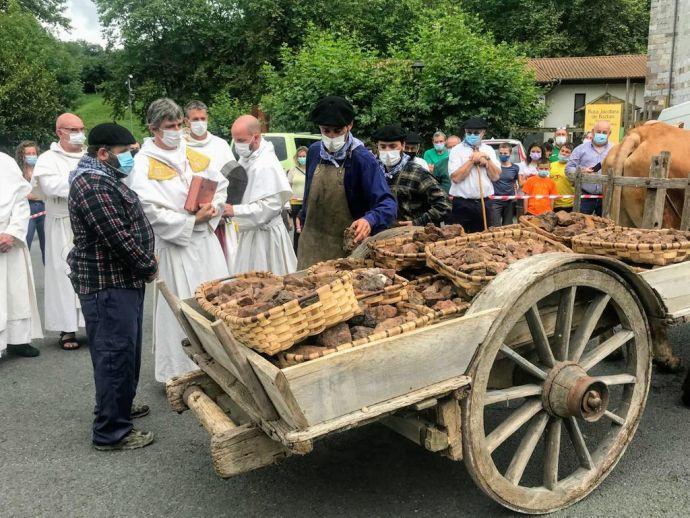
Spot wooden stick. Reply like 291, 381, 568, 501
477, 166, 488, 231
183, 386, 237, 436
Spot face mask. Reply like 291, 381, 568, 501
68, 132, 86, 146
161, 129, 183, 148
558, 153, 569, 163
116, 151, 135, 175
322, 133, 347, 153
464, 134, 481, 147
25, 155, 38, 166
190, 121, 207, 137
499, 155, 510, 163
379, 150, 402, 167
297, 156, 306, 166
555, 136, 567, 146
407, 151, 417, 159
235, 141, 253, 158
593, 132, 608, 146
433, 142, 445, 152
537, 169, 550, 178
530, 151, 542, 160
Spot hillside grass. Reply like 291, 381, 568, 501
74, 93, 147, 142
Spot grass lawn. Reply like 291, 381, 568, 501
74, 93, 148, 142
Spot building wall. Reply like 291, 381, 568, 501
645, 0, 690, 112
542, 82, 645, 129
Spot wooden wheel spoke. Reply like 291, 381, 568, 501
564, 417, 594, 470
569, 293, 611, 362
526, 306, 556, 368
553, 286, 577, 361
543, 417, 562, 490
603, 410, 626, 426
485, 400, 542, 454
579, 330, 634, 371
505, 412, 549, 485
596, 374, 636, 386
500, 344, 548, 380
485, 384, 543, 406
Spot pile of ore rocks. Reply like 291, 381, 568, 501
407, 276, 471, 313
529, 211, 610, 239
377, 224, 465, 255
581, 227, 690, 245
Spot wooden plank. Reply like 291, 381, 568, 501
603, 167, 615, 219
573, 169, 583, 213
248, 355, 309, 430
282, 309, 499, 426
641, 152, 670, 229
211, 424, 289, 478
680, 173, 690, 231
568, 173, 690, 189
165, 369, 224, 413
380, 415, 449, 452
156, 280, 204, 355
639, 261, 690, 316
183, 386, 237, 435
436, 398, 463, 461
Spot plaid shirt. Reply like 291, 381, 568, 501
385, 159, 451, 226
67, 156, 156, 294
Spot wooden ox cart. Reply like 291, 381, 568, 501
159, 252, 690, 514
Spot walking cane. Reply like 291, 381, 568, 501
474, 147, 488, 231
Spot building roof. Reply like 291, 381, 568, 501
527, 54, 647, 83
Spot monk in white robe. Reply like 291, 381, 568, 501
32, 113, 85, 349
229, 115, 297, 275
0, 153, 43, 357
128, 98, 229, 382
183, 100, 239, 272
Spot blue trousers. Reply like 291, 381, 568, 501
580, 197, 602, 216
27, 200, 45, 264
79, 287, 145, 445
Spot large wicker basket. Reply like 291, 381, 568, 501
277, 302, 436, 366
195, 271, 361, 355
407, 273, 471, 319
306, 257, 376, 275
425, 228, 571, 295
519, 213, 614, 245
570, 227, 690, 266
371, 236, 428, 269
306, 268, 409, 306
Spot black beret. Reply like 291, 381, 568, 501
405, 131, 423, 144
88, 123, 136, 146
372, 124, 407, 142
309, 96, 355, 127
463, 117, 489, 130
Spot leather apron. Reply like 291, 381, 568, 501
296, 159, 353, 269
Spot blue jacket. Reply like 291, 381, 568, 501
299, 141, 397, 234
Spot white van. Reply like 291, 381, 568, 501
658, 101, 690, 128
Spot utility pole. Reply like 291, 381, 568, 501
126, 74, 134, 132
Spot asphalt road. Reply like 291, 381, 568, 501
2, 246, 690, 518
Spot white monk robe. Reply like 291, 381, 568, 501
185, 132, 239, 272
129, 139, 229, 382
32, 142, 84, 332
234, 138, 297, 275
0, 153, 43, 353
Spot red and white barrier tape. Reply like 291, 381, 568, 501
489, 194, 603, 201
30, 211, 46, 220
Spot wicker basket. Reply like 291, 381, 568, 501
306, 269, 409, 306
195, 271, 361, 355
371, 236, 427, 269
519, 213, 615, 245
306, 257, 376, 275
407, 273, 471, 319
425, 228, 571, 296
277, 302, 436, 366
570, 227, 690, 266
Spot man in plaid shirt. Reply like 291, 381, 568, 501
67, 123, 158, 451
373, 124, 450, 226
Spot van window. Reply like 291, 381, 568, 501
264, 136, 288, 161
295, 136, 320, 150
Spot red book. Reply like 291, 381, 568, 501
184, 176, 218, 212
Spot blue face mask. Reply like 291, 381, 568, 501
499, 154, 510, 163
558, 153, 569, 163
464, 134, 481, 147
25, 155, 38, 167
115, 151, 135, 175
297, 156, 306, 166
593, 132, 608, 146
433, 142, 445, 152
537, 169, 550, 178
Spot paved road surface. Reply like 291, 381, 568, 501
2, 247, 690, 517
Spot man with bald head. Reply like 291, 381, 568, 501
32, 113, 86, 350
566, 120, 613, 216
228, 115, 296, 274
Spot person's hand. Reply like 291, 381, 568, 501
397, 220, 413, 227
478, 156, 489, 167
350, 218, 371, 243
296, 217, 302, 234
471, 151, 482, 165
583, 167, 594, 173
146, 256, 159, 283
0, 234, 14, 253
223, 204, 234, 218
195, 203, 217, 224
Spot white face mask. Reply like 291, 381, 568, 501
161, 129, 183, 148
322, 133, 347, 153
235, 141, 253, 158
379, 149, 402, 167
190, 121, 207, 137
68, 132, 86, 146
555, 135, 567, 146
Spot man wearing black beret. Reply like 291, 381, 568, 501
373, 124, 450, 227
403, 131, 428, 169
296, 96, 397, 267
67, 123, 158, 451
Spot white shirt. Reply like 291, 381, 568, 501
413, 156, 430, 171
448, 142, 500, 198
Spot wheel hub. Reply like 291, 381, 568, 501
543, 362, 609, 422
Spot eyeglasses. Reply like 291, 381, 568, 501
59, 126, 86, 133
465, 130, 482, 136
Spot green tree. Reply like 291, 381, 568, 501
1, 0, 69, 27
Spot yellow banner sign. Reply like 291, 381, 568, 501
584, 103, 622, 143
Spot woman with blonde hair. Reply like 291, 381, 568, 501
286, 146, 308, 251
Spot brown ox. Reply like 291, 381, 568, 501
603, 122, 690, 229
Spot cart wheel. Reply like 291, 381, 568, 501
462, 263, 651, 514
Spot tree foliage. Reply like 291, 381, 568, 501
0, 0, 69, 27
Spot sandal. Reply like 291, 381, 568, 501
60, 332, 80, 350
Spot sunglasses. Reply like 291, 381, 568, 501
465, 130, 482, 136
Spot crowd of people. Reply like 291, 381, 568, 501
0, 94, 614, 451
